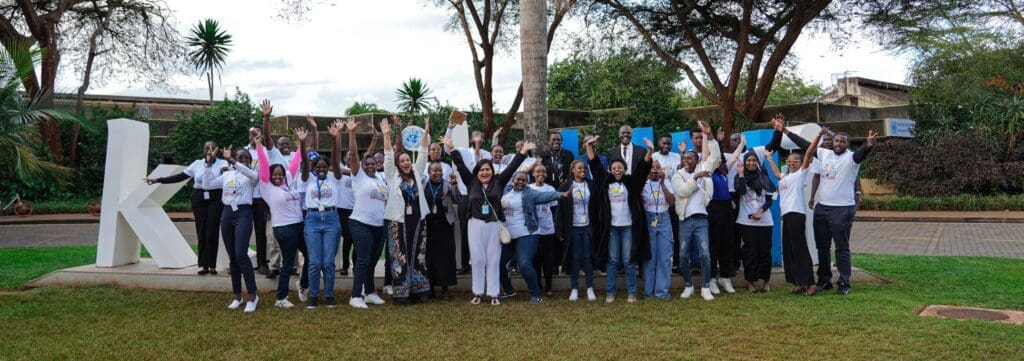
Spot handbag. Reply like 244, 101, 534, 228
499, 222, 512, 244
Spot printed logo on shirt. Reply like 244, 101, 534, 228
502, 200, 513, 216
312, 181, 334, 201
371, 181, 389, 202
822, 161, 838, 181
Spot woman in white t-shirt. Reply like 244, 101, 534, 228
557, 135, 604, 302
143, 141, 227, 276
529, 165, 559, 296
255, 128, 306, 308
209, 146, 260, 313
344, 118, 391, 309
734, 151, 776, 293
297, 121, 345, 309
501, 170, 568, 304
765, 130, 825, 296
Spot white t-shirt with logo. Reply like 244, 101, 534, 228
736, 186, 774, 227
338, 170, 355, 210
216, 167, 257, 207
816, 149, 859, 207
642, 180, 670, 214
529, 183, 557, 235
259, 180, 303, 227
779, 168, 810, 215
299, 172, 342, 209
652, 152, 680, 180
608, 182, 631, 226
184, 158, 228, 190
571, 181, 590, 227
501, 190, 529, 239
350, 170, 390, 227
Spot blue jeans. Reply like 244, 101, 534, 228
272, 222, 302, 301
304, 209, 340, 298
643, 211, 672, 299
606, 225, 637, 296
221, 205, 256, 296
514, 235, 541, 297
679, 215, 711, 287
569, 226, 594, 289
350, 219, 386, 298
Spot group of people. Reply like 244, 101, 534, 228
146, 99, 877, 312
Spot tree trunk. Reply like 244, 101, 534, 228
520, 0, 548, 152
207, 70, 214, 104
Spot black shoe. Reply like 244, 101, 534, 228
441, 290, 451, 301
306, 298, 318, 309
325, 297, 337, 308
256, 265, 270, 275
457, 267, 471, 275
339, 268, 349, 276
266, 270, 280, 279
197, 268, 210, 276
820, 281, 834, 290
209, 269, 218, 275
672, 267, 683, 275
291, 269, 299, 276
836, 283, 851, 296
499, 291, 517, 299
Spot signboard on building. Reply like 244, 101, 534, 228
884, 118, 915, 138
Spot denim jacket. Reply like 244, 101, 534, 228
507, 186, 562, 235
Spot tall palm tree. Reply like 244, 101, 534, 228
395, 78, 438, 116
0, 40, 76, 184
186, 19, 232, 104
519, 0, 548, 151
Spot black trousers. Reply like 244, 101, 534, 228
782, 212, 815, 287
740, 225, 772, 282
337, 207, 354, 270
190, 189, 222, 268
707, 199, 737, 278
813, 205, 856, 285
669, 205, 681, 269
252, 198, 270, 268
534, 233, 560, 291
458, 200, 471, 269
221, 205, 257, 295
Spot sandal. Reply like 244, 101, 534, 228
804, 285, 819, 297
791, 286, 806, 295
746, 283, 757, 293
470, 295, 482, 305
491, 297, 501, 306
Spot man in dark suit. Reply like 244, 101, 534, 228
606, 125, 648, 175
540, 132, 575, 189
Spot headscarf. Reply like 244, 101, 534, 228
741, 151, 776, 195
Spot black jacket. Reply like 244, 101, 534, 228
591, 153, 653, 264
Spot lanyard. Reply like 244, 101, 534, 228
402, 180, 417, 204
315, 177, 326, 204
574, 183, 588, 212
647, 181, 662, 209
428, 181, 442, 203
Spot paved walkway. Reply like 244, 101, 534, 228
2, 212, 1024, 259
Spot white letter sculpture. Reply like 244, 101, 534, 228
96, 118, 197, 268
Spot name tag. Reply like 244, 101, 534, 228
203, 191, 210, 200
651, 218, 659, 227
318, 204, 325, 212
231, 204, 238, 212
432, 205, 438, 214
406, 205, 413, 215
482, 204, 490, 215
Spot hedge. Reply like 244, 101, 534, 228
859, 194, 1024, 212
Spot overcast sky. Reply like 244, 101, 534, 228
63, 0, 913, 116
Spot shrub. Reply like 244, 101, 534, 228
166, 89, 258, 165
865, 134, 1008, 196
861, 195, 1024, 211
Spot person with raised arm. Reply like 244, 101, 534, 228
641, 158, 676, 300
588, 134, 654, 303
296, 120, 344, 309
764, 129, 825, 296
253, 127, 307, 308
734, 147, 776, 294
707, 133, 743, 295
672, 121, 722, 301
245, 99, 282, 276
558, 135, 605, 302
441, 132, 530, 306
345, 118, 391, 309
444, 120, 492, 276
210, 144, 260, 313
499, 165, 571, 304
382, 116, 432, 304
143, 141, 227, 276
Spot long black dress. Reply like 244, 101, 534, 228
424, 179, 459, 288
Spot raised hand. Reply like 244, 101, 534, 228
222, 145, 233, 160
521, 141, 537, 154
295, 127, 309, 141
584, 135, 600, 146
344, 119, 358, 132
423, 117, 431, 133
763, 148, 773, 158
678, 139, 688, 153
716, 127, 725, 142
772, 113, 785, 132
698, 120, 711, 135
440, 136, 455, 150
390, 114, 401, 129
380, 118, 392, 134
642, 137, 655, 151
866, 129, 877, 147
493, 127, 503, 138
260, 99, 273, 117
306, 114, 316, 129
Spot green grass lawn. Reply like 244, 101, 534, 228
0, 250, 1022, 360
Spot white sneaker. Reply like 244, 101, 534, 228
365, 293, 386, 305
718, 278, 736, 294
383, 285, 394, 295
701, 287, 715, 301
296, 280, 308, 302
586, 287, 597, 301
227, 299, 243, 310
709, 279, 721, 295
680, 286, 694, 299
569, 289, 579, 301
244, 296, 259, 313
349, 297, 368, 309
274, 298, 294, 309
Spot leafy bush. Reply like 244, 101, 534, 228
166, 89, 258, 164
860, 194, 1024, 211
865, 134, 1009, 196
